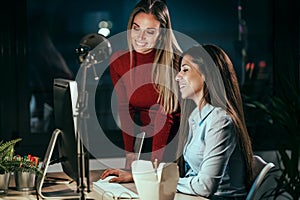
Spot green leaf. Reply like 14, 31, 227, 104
0, 138, 22, 173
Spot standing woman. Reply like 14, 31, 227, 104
175, 44, 253, 199
109, 0, 182, 169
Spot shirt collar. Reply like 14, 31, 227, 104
189, 104, 215, 127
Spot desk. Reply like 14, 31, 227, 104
1, 170, 208, 200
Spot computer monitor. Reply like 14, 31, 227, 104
53, 78, 79, 182
37, 78, 90, 198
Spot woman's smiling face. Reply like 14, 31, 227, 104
131, 12, 160, 54
175, 54, 205, 104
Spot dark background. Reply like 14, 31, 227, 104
0, 0, 299, 159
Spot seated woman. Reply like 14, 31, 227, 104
101, 44, 253, 199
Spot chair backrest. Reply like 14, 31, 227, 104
246, 155, 275, 200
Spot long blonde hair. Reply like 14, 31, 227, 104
127, 0, 182, 114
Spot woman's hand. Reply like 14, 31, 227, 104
100, 168, 134, 183
125, 152, 137, 169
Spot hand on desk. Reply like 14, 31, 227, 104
101, 168, 134, 183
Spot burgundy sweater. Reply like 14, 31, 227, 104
109, 49, 180, 162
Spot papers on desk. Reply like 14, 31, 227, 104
93, 176, 139, 199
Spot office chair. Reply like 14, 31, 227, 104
246, 155, 275, 200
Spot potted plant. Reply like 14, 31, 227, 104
0, 138, 22, 194
247, 81, 300, 199
10, 154, 42, 191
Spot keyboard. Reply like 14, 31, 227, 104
93, 176, 139, 199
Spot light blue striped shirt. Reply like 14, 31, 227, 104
177, 104, 247, 198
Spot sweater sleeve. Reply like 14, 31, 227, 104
109, 53, 135, 152
151, 107, 180, 162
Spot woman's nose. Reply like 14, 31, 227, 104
138, 30, 146, 40
175, 73, 181, 81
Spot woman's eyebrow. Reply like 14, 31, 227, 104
132, 22, 140, 27
146, 27, 157, 30
181, 64, 190, 68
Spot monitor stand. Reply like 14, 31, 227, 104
36, 128, 90, 199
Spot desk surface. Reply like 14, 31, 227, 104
1, 170, 208, 200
